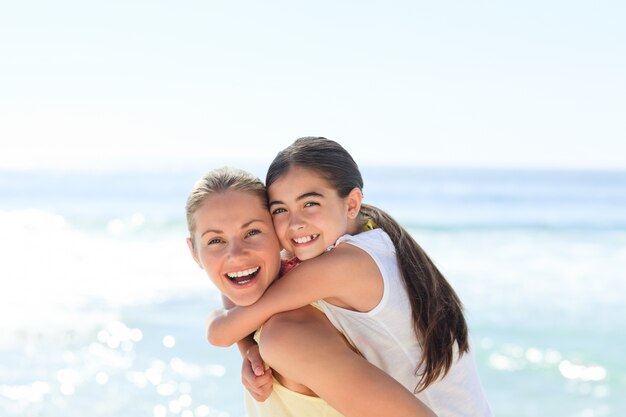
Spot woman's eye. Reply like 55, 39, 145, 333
207, 238, 223, 245
304, 201, 319, 208
245, 229, 261, 238
271, 207, 286, 215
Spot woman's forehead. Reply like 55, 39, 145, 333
195, 191, 271, 228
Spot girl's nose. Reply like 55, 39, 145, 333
289, 213, 305, 230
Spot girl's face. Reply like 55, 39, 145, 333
187, 190, 281, 306
268, 166, 360, 261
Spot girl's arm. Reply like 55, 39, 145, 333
259, 306, 436, 417
221, 295, 258, 359
220, 295, 273, 401
207, 244, 382, 346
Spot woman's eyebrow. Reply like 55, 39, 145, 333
200, 219, 264, 237
241, 219, 265, 229
200, 228, 222, 238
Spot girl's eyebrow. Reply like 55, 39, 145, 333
268, 191, 324, 208
297, 191, 324, 201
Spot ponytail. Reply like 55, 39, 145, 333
360, 203, 469, 392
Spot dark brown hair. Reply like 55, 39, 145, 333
266, 137, 469, 391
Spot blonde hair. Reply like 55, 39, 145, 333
186, 167, 266, 241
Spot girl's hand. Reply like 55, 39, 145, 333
242, 343, 273, 402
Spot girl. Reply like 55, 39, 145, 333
187, 167, 436, 417
208, 138, 493, 416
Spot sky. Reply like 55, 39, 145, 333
1, 1, 625, 171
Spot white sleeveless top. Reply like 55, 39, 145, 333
317, 229, 493, 417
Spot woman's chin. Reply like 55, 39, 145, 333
225, 278, 265, 306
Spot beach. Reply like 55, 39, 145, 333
1, 166, 625, 417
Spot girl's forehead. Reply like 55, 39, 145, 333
269, 166, 331, 189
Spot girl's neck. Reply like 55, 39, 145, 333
346, 217, 364, 235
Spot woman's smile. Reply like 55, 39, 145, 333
188, 190, 282, 306
225, 266, 261, 285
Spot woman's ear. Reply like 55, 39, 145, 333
187, 237, 203, 269
346, 187, 363, 218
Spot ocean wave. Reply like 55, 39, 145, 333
403, 221, 626, 232
0, 209, 216, 336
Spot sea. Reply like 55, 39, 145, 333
1, 166, 625, 417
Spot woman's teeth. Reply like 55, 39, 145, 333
226, 267, 260, 285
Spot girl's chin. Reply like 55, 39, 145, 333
292, 250, 320, 261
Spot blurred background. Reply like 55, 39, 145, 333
1, 1, 625, 416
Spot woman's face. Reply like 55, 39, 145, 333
188, 190, 281, 306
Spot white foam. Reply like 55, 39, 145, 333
0, 209, 215, 342
559, 360, 607, 382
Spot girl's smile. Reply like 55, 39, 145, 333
292, 234, 320, 245
268, 166, 361, 260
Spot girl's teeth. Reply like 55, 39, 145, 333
294, 234, 318, 244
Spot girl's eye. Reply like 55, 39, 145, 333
271, 207, 286, 215
245, 229, 261, 238
304, 201, 320, 208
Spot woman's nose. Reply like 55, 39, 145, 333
227, 240, 247, 258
